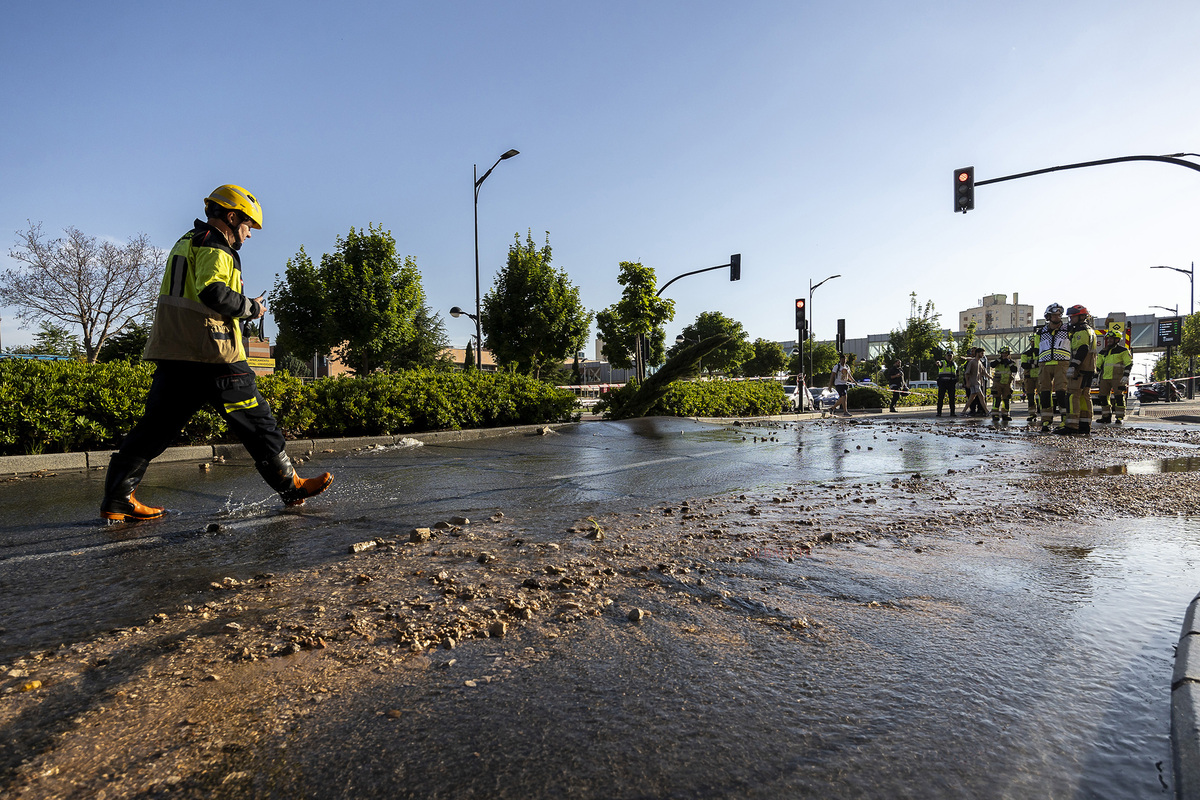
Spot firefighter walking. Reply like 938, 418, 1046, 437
1020, 334, 1040, 422
100, 185, 333, 523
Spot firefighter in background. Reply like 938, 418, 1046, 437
1036, 303, 1072, 432
100, 185, 334, 522
990, 347, 1018, 422
1061, 304, 1097, 435
1020, 334, 1040, 422
1095, 324, 1133, 424
935, 353, 959, 417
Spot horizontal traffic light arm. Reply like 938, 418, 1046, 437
656, 255, 742, 297
975, 153, 1200, 189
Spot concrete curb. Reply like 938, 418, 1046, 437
0, 423, 575, 477
1175, 592, 1200, 800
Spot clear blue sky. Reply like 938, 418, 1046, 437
3, 0, 1200, 369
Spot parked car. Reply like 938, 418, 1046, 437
808, 387, 838, 410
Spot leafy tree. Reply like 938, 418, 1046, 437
788, 338, 839, 380
1152, 352, 1188, 381
97, 319, 151, 362
2, 223, 163, 363
482, 231, 593, 379
879, 297, 944, 380
668, 312, 753, 376
272, 247, 332, 362
5, 320, 82, 357
956, 320, 978, 358
595, 261, 675, 371
272, 226, 448, 375
1180, 312, 1200, 359
741, 339, 788, 378
464, 341, 476, 370
276, 352, 312, 378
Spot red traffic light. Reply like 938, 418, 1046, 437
954, 166, 975, 212
957, 172, 970, 182
795, 298, 805, 309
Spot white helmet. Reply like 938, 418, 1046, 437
1045, 303, 1064, 318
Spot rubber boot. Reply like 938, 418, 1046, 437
256, 451, 333, 507
100, 454, 166, 523
1079, 421, 1091, 436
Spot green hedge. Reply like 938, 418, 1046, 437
595, 379, 786, 419
0, 361, 578, 456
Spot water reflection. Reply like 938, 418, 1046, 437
1057, 456, 1200, 477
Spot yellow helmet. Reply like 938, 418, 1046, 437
205, 184, 263, 229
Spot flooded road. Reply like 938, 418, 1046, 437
1, 416, 1198, 797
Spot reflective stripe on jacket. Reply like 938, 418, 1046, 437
1036, 324, 1071, 363
143, 220, 256, 363
1068, 324, 1097, 371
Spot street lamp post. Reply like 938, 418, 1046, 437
1150, 263, 1195, 397
808, 274, 841, 382
450, 306, 480, 369
474, 149, 520, 368
1151, 303, 1180, 386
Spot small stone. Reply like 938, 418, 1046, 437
223, 622, 243, 633
488, 621, 508, 638
442, 637, 456, 650
206, 523, 223, 533
350, 541, 377, 554
448, 516, 470, 526
410, 528, 432, 543
628, 608, 646, 622
386, 709, 403, 719
199, 463, 211, 472
203, 674, 220, 682
18, 680, 41, 692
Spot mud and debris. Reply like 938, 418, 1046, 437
1, 418, 1197, 798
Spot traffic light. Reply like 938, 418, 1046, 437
729, 253, 741, 281
954, 166, 975, 213
794, 298, 806, 332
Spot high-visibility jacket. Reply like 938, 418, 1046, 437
1096, 343, 1133, 381
991, 358, 1018, 388
143, 220, 260, 363
1037, 323, 1071, 364
1020, 345, 1040, 380
1067, 323, 1097, 372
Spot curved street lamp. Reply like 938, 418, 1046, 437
807, 274, 841, 381
474, 149, 520, 367
1151, 263, 1195, 397
450, 305, 481, 368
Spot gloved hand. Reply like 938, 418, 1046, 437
1066, 365, 1077, 380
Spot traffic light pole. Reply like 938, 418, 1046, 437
638, 255, 742, 381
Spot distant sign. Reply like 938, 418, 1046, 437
247, 357, 275, 368
1157, 317, 1182, 347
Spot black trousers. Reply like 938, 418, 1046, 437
118, 360, 286, 464
936, 381, 956, 414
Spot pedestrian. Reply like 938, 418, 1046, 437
1061, 304, 1097, 435
885, 358, 906, 412
828, 354, 854, 417
935, 355, 958, 417
1035, 303, 1071, 433
990, 347, 1017, 422
100, 185, 334, 523
1095, 324, 1133, 424
1019, 334, 1040, 422
963, 348, 989, 416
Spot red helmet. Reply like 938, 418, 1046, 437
1066, 304, 1088, 318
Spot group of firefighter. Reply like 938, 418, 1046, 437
934, 303, 1134, 435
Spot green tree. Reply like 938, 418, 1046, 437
272, 226, 448, 375
1180, 312, 1200, 359
594, 261, 675, 371
956, 321, 978, 358
879, 297, 944, 381
788, 338, 839, 380
739, 338, 788, 378
96, 319, 151, 362
668, 312, 753, 376
7, 320, 81, 357
276, 352, 312, 377
272, 247, 333, 363
482, 231, 593, 379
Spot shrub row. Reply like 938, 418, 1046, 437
596, 379, 787, 419
0, 361, 579, 456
